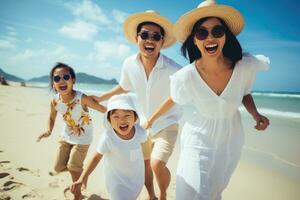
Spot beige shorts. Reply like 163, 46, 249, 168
142, 124, 178, 163
54, 140, 89, 173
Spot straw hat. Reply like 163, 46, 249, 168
174, 0, 245, 42
123, 10, 176, 48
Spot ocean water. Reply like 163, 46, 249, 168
29, 82, 300, 180
241, 92, 300, 181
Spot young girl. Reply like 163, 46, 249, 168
71, 94, 147, 200
37, 63, 106, 200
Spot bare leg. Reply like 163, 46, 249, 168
69, 170, 83, 200
151, 159, 170, 200
144, 159, 157, 200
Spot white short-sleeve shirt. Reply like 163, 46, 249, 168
97, 125, 147, 200
120, 53, 182, 135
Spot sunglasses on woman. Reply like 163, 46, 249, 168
194, 25, 225, 40
138, 31, 163, 41
53, 74, 71, 83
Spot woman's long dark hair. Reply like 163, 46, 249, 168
181, 17, 242, 68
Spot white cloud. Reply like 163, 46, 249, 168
8, 31, 17, 36
85, 39, 133, 79
112, 9, 128, 24
6, 26, 15, 31
88, 40, 132, 63
66, 0, 110, 24
59, 20, 98, 40
0, 39, 16, 50
0, 45, 76, 79
25, 38, 32, 43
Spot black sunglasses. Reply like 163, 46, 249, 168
138, 31, 163, 41
194, 25, 225, 40
53, 74, 71, 83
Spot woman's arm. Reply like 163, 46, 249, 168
144, 97, 175, 129
37, 100, 57, 141
71, 152, 103, 195
242, 94, 269, 131
91, 85, 128, 102
82, 94, 107, 113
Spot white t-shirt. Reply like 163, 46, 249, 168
97, 125, 147, 200
119, 53, 182, 135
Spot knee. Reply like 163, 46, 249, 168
150, 159, 166, 174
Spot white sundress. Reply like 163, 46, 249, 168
170, 54, 270, 200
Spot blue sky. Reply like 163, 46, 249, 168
0, 0, 299, 92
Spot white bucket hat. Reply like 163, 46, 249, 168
174, 0, 245, 42
123, 10, 176, 48
104, 94, 139, 129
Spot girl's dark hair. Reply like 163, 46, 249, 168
137, 21, 165, 36
181, 17, 242, 68
49, 62, 76, 89
107, 109, 138, 123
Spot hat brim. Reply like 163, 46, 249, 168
174, 4, 245, 43
123, 12, 176, 48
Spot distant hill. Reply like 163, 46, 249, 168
0, 68, 25, 82
28, 72, 118, 84
0, 68, 118, 85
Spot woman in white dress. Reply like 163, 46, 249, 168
144, 0, 270, 199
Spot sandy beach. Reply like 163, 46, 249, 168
1, 84, 300, 200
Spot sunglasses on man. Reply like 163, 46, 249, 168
53, 74, 71, 83
138, 31, 163, 41
194, 25, 225, 40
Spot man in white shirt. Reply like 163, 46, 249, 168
93, 10, 182, 200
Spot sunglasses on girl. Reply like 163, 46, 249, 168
53, 74, 71, 83
194, 25, 225, 40
138, 31, 163, 41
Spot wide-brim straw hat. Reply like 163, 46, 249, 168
123, 10, 176, 48
174, 0, 245, 43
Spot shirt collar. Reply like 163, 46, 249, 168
135, 53, 165, 69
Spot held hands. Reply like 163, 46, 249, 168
36, 131, 51, 142
142, 120, 153, 130
252, 113, 269, 131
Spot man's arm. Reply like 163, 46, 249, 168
92, 85, 128, 102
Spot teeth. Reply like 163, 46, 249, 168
145, 45, 154, 48
206, 44, 217, 48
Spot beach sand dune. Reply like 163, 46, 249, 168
0, 84, 299, 200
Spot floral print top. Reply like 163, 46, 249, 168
53, 91, 93, 145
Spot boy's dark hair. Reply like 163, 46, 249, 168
181, 17, 242, 68
137, 21, 165, 36
49, 62, 76, 89
107, 109, 138, 123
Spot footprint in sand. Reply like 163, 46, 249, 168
2, 180, 23, 191
48, 180, 60, 188
16, 167, 40, 177
0, 193, 11, 200
16, 167, 30, 172
22, 190, 42, 199
0, 161, 10, 164
0, 172, 10, 179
